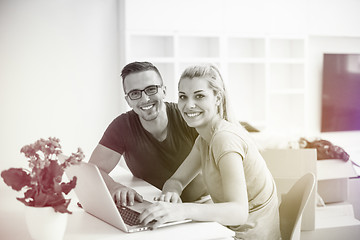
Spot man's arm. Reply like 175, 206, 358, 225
159, 146, 202, 202
89, 144, 143, 206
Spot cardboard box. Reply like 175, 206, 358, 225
301, 202, 360, 240
317, 159, 358, 203
261, 148, 317, 231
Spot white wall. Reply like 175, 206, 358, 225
0, 0, 123, 170
307, 0, 360, 36
125, 0, 360, 36
125, 0, 308, 34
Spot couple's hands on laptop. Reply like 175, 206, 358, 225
110, 183, 143, 206
136, 191, 183, 229
139, 201, 186, 229
153, 191, 182, 203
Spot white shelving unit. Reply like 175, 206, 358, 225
267, 37, 307, 132
124, 31, 307, 133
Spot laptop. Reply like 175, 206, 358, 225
65, 162, 191, 233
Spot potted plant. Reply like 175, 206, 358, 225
1, 137, 85, 240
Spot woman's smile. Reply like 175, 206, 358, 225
185, 111, 202, 118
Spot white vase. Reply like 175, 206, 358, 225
25, 206, 68, 240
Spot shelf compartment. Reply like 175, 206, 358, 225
177, 36, 220, 58
267, 94, 305, 133
269, 63, 305, 90
227, 63, 266, 123
228, 58, 266, 64
270, 38, 305, 59
227, 37, 265, 59
269, 89, 305, 95
177, 62, 222, 75
152, 63, 176, 102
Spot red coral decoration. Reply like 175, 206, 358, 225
1, 168, 31, 191
1, 137, 84, 214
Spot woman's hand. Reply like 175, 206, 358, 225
139, 202, 187, 229
154, 191, 182, 203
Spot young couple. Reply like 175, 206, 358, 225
89, 62, 280, 239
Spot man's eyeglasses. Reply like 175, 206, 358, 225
125, 85, 162, 100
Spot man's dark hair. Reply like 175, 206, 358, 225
121, 62, 163, 89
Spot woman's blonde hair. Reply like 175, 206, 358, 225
179, 64, 235, 123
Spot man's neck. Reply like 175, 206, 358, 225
140, 102, 168, 141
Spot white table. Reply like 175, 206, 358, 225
0, 166, 234, 240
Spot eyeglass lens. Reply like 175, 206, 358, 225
128, 85, 160, 100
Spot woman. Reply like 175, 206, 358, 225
139, 64, 280, 239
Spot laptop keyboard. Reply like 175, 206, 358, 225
118, 206, 141, 226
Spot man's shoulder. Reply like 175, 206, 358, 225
107, 110, 138, 129
165, 102, 181, 117
113, 109, 137, 120
165, 101, 178, 110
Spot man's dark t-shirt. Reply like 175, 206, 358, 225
99, 102, 207, 202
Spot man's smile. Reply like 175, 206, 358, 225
140, 103, 155, 111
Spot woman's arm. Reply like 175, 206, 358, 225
140, 151, 249, 227
212, 151, 249, 224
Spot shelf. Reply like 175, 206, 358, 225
267, 94, 305, 132
228, 63, 266, 123
178, 62, 222, 74
177, 36, 220, 58
124, 32, 307, 132
228, 58, 266, 63
268, 89, 305, 95
153, 63, 176, 102
227, 37, 265, 58
269, 38, 305, 59
269, 58, 305, 64
269, 63, 305, 90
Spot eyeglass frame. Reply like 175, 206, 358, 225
125, 85, 163, 100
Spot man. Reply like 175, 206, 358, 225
89, 61, 207, 206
